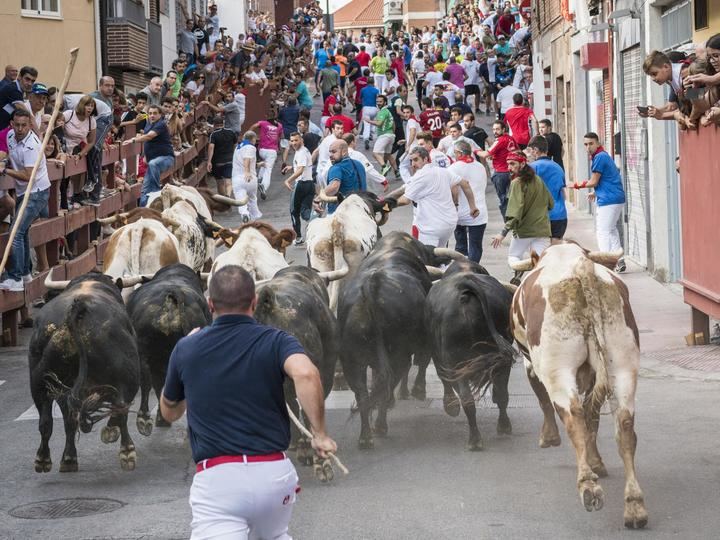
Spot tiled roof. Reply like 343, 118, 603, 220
334, 0, 384, 29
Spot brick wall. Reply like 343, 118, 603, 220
107, 22, 150, 72
108, 68, 151, 93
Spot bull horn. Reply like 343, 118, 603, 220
386, 185, 406, 199
317, 267, 349, 282
587, 248, 624, 268
509, 258, 534, 272
201, 216, 225, 230
162, 216, 182, 228
212, 193, 248, 206
498, 281, 518, 295
116, 274, 154, 288
425, 265, 444, 278
44, 272, 71, 290
433, 247, 467, 261
97, 214, 121, 225
318, 188, 338, 203
254, 278, 272, 287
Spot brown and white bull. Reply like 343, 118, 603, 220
306, 192, 392, 310
510, 242, 647, 529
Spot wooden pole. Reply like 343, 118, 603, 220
0, 47, 80, 278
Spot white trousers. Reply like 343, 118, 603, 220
232, 175, 262, 220
361, 106, 378, 140
190, 459, 299, 540
399, 153, 413, 184
258, 148, 277, 191
316, 161, 330, 188
595, 203, 623, 253
374, 73, 387, 93
418, 226, 455, 247
508, 236, 551, 265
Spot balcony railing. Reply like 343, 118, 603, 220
106, 0, 146, 29
147, 20, 163, 73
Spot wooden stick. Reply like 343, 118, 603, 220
0, 47, 80, 278
285, 403, 349, 476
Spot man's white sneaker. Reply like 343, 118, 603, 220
22, 274, 33, 283
0, 278, 24, 292
293, 237, 305, 246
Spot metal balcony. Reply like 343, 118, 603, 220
105, 0, 146, 29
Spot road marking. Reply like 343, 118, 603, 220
0, 380, 5, 386
15, 403, 63, 421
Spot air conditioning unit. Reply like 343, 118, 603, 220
383, 1, 402, 20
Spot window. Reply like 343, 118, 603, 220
21, 0, 62, 18
694, 0, 708, 30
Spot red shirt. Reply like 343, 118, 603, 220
487, 134, 517, 172
391, 58, 406, 85
354, 77, 368, 104
420, 109, 445, 139
504, 106, 533, 146
325, 114, 355, 133
495, 14, 516, 37
356, 51, 371, 67
322, 94, 338, 116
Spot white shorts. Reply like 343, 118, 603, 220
373, 134, 395, 154
417, 226, 454, 247
190, 458, 299, 540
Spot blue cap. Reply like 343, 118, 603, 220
31, 83, 49, 95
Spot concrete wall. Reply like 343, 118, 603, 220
160, 1, 179, 74
215, 0, 247, 41
2, 0, 98, 93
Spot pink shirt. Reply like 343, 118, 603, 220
257, 120, 282, 150
445, 63, 466, 89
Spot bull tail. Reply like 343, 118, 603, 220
66, 298, 90, 409
329, 218, 347, 311
129, 223, 143, 275
363, 272, 394, 408
451, 277, 516, 396
575, 256, 611, 407
163, 290, 193, 337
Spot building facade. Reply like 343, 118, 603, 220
5, 0, 100, 93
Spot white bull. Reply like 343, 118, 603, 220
510, 242, 647, 529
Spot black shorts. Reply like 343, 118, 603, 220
340, 76, 346, 88
465, 84, 480, 96
211, 163, 232, 179
551, 219, 568, 239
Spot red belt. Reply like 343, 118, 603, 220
196, 452, 287, 473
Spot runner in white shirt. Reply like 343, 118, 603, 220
416, 133, 452, 169
282, 132, 315, 244
437, 123, 480, 155
232, 131, 262, 222
343, 133, 388, 191
388, 146, 479, 247
398, 104, 422, 183
312, 122, 344, 187
496, 83, 522, 115
447, 140, 488, 262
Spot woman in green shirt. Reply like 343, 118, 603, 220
491, 151, 554, 276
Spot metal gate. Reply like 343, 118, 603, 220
622, 46, 649, 267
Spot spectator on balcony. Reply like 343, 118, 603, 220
0, 109, 51, 292
203, 89, 243, 136
60, 94, 97, 207
22, 83, 49, 135
245, 62, 268, 95
127, 104, 175, 207
495, 8, 516, 39
161, 71, 178, 100
140, 77, 163, 108
0, 65, 18, 92
118, 92, 148, 140
179, 19, 200, 65
204, 54, 227, 93
0, 66, 37, 131
185, 72, 206, 99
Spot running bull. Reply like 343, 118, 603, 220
337, 231, 465, 449
30, 273, 141, 472
425, 261, 515, 451
511, 242, 647, 528
253, 266, 338, 481
126, 264, 211, 436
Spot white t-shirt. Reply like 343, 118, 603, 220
62, 109, 97, 153
461, 60, 480, 86
233, 143, 257, 180
349, 148, 385, 185
441, 82, 460, 106
317, 134, 340, 170
293, 146, 313, 181
437, 134, 479, 156
487, 57, 498, 83
404, 117, 421, 149
448, 160, 488, 226
7, 129, 51, 195
497, 85, 521, 113
412, 58, 427, 76
405, 163, 461, 234
429, 149, 451, 169
424, 70, 443, 91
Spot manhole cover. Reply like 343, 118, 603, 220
9, 498, 125, 520
643, 345, 720, 372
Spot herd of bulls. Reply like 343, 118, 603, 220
27, 187, 647, 529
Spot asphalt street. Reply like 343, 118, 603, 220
1, 105, 719, 540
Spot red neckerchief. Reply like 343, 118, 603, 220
592, 145, 605, 158
456, 155, 474, 164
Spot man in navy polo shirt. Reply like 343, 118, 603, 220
528, 135, 567, 240
324, 140, 366, 214
161, 265, 336, 539
574, 132, 627, 272
0, 66, 37, 130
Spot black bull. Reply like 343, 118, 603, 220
126, 264, 211, 435
338, 231, 450, 449
29, 274, 140, 472
253, 266, 338, 481
425, 262, 516, 450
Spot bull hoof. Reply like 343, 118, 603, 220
136, 415, 154, 437
333, 371, 349, 390
466, 438, 484, 452
101, 425, 120, 444
397, 385, 410, 400
497, 415, 512, 435
34, 456, 52, 473
59, 456, 78, 473
411, 385, 426, 401
155, 411, 171, 428
624, 498, 648, 529
591, 461, 608, 478
539, 433, 561, 448
119, 446, 137, 471
358, 436, 374, 450
313, 458, 334, 483
579, 480, 604, 512
443, 395, 461, 417
373, 421, 388, 438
